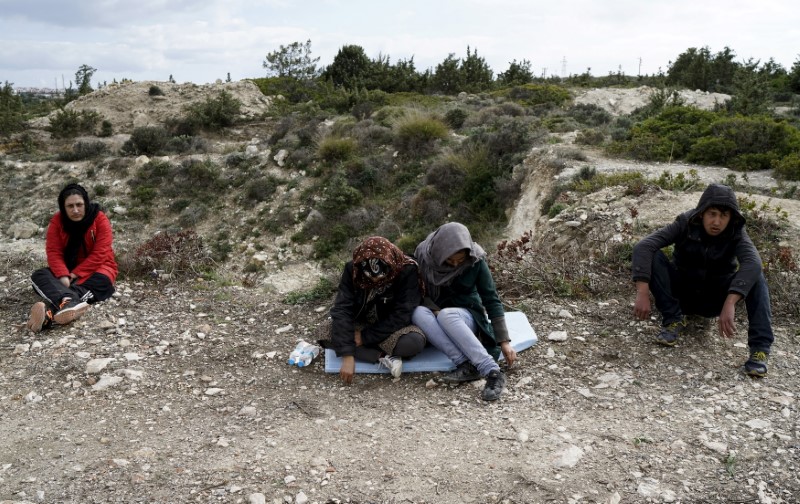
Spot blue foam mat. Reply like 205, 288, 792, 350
324, 311, 537, 374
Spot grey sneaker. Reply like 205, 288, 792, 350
440, 361, 481, 383
379, 355, 403, 378
53, 297, 90, 325
744, 350, 769, 377
26, 302, 53, 332
655, 318, 687, 346
481, 369, 506, 401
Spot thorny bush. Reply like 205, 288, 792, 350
121, 230, 216, 279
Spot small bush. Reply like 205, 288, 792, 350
246, 176, 280, 202
576, 128, 605, 145
121, 230, 215, 279
148, 85, 165, 96
444, 108, 468, 129
284, 276, 337, 304
98, 120, 113, 137
393, 113, 449, 157
185, 90, 241, 130
567, 103, 613, 127
47, 109, 100, 138
773, 153, 800, 181
493, 84, 571, 107
121, 126, 169, 156
317, 136, 357, 163
164, 135, 209, 154
57, 140, 107, 161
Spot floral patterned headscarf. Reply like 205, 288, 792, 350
352, 237, 418, 290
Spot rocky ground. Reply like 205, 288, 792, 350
1, 83, 799, 504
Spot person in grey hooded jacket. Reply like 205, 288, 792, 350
631, 183, 774, 376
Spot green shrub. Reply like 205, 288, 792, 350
0, 81, 26, 137
246, 176, 280, 202
317, 136, 357, 162
148, 85, 165, 96
121, 126, 169, 156
284, 276, 336, 304
319, 173, 362, 215
393, 113, 449, 157
164, 135, 209, 154
185, 90, 241, 130
576, 128, 606, 145
493, 84, 571, 107
567, 103, 612, 127
47, 109, 100, 138
444, 108, 468, 129
93, 184, 109, 197
774, 153, 800, 180
57, 140, 107, 161
98, 120, 113, 137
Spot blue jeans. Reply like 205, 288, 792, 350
648, 250, 774, 351
412, 306, 500, 376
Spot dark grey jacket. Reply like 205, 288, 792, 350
631, 183, 762, 298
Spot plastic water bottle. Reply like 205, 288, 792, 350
288, 340, 321, 367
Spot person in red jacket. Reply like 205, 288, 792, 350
26, 183, 118, 332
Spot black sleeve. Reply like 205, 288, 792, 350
631, 213, 688, 283
329, 262, 358, 357
361, 264, 422, 346
729, 228, 763, 297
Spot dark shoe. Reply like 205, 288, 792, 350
440, 361, 481, 383
26, 302, 53, 332
53, 297, 90, 325
481, 369, 506, 401
744, 350, 769, 377
655, 318, 687, 346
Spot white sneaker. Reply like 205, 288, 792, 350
379, 355, 403, 378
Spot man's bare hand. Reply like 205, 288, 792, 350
340, 356, 355, 384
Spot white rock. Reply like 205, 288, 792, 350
284, 475, 296, 484
205, 388, 224, 396
85, 358, 114, 374
702, 440, 728, 454
547, 331, 568, 342
275, 324, 294, 334
24, 391, 43, 403
545, 347, 556, 358
609, 491, 621, 504
745, 419, 771, 430
14, 344, 30, 355
92, 375, 123, 391
295, 491, 308, 504
558, 309, 574, 319
75, 351, 91, 359
119, 369, 143, 381
517, 430, 530, 443
274, 149, 288, 166
239, 406, 258, 417
248, 494, 267, 504
516, 376, 533, 387
576, 388, 594, 398
124, 353, 141, 361
425, 379, 439, 389
8, 220, 39, 239
553, 445, 584, 468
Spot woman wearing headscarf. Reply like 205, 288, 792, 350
412, 222, 517, 401
26, 183, 118, 332
317, 237, 426, 384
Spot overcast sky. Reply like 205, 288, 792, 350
2, 0, 799, 89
